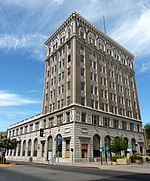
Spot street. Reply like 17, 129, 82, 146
0, 162, 150, 181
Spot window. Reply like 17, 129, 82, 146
24, 126, 28, 134
57, 114, 63, 125
80, 44, 84, 51
20, 127, 23, 135
91, 99, 94, 108
91, 85, 93, 94
61, 99, 63, 108
67, 81, 70, 90
81, 96, 85, 106
122, 121, 127, 130
68, 55, 71, 63
81, 113, 86, 123
66, 112, 70, 122
43, 119, 46, 129
92, 115, 99, 125
29, 124, 33, 132
80, 29, 85, 38
58, 100, 60, 109
67, 67, 71, 76
130, 123, 134, 131
67, 96, 70, 105
81, 82, 85, 91
81, 68, 84, 76
103, 117, 109, 127
49, 117, 54, 127
80, 55, 84, 63
95, 100, 98, 109
113, 119, 118, 129
35, 122, 39, 131
62, 85, 64, 93
94, 74, 97, 81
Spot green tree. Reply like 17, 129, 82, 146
109, 136, 128, 155
144, 123, 150, 139
0, 138, 19, 157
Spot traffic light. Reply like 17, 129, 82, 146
40, 128, 44, 137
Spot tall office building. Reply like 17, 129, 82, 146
7, 12, 144, 163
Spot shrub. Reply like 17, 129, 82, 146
112, 155, 123, 162
130, 153, 143, 163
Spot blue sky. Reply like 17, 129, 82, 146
0, 0, 150, 131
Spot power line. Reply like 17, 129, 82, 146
0, 1, 42, 80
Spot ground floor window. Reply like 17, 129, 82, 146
66, 140, 70, 158
81, 144, 88, 158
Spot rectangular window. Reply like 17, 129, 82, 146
103, 117, 109, 127
35, 122, 39, 131
91, 85, 93, 94
20, 127, 23, 135
67, 96, 70, 106
67, 81, 70, 90
113, 119, 118, 129
61, 99, 63, 108
81, 81, 85, 91
68, 54, 71, 63
80, 55, 84, 63
81, 113, 86, 123
81, 68, 84, 76
49, 117, 54, 127
130, 123, 134, 131
66, 112, 70, 122
43, 119, 46, 129
67, 67, 71, 76
92, 115, 99, 125
58, 100, 60, 109
81, 96, 85, 106
24, 126, 28, 134
91, 99, 94, 108
29, 124, 33, 132
122, 121, 127, 130
95, 100, 98, 109
57, 114, 63, 125
80, 44, 84, 51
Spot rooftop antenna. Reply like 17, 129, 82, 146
103, 15, 106, 34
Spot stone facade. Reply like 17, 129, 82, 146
6, 12, 144, 163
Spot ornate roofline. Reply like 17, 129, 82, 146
45, 11, 134, 59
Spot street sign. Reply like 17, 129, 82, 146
127, 148, 132, 152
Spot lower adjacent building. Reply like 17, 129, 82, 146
6, 12, 144, 163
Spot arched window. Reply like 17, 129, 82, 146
18, 141, 21, 156
47, 136, 53, 152
47, 136, 53, 160
114, 49, 120, 60
121, 54, 126, 64
79, 27, 85, 39
60, 32, 65, 44
28, 139, 32, 156
22, 140, 26, 156
56, 134, 62, 157
98, 39, 105, 51
93, 134, 100, 157
106, 44, 113, 56
33, 138, 38, 157
131, 138, 137, 154
88, 32, 96, 45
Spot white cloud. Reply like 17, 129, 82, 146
111, 7, 150, 57
52, 0, 64, 5
141, 62, 150, 73
0, 90, 40, 106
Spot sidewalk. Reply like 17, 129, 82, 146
34, 160, 150, 174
